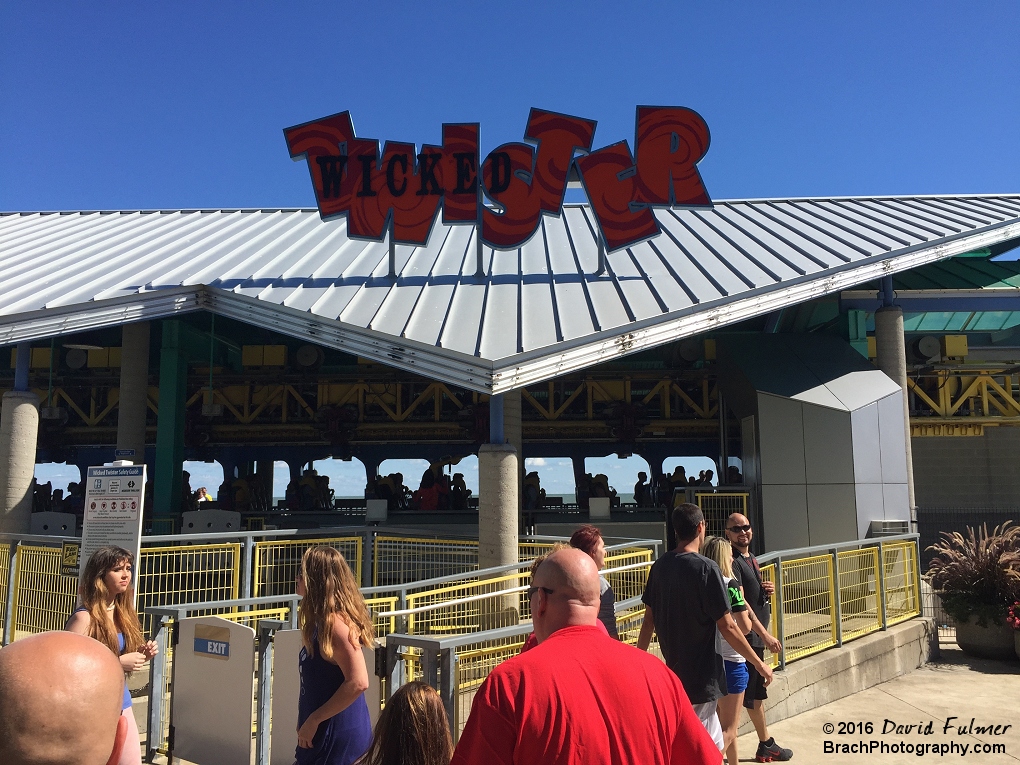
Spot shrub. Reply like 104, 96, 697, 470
926, 522, 1020, 626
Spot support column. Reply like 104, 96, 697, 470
571, 455, 589, 509
116, 322, 151, 465
478, 394, 519, 599
0, 343, 40, 533
875, 299, 917, 525
154, 321, 187, 519
503, 390, 523, 514
363, 459, 379, 497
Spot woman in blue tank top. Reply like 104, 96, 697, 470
294, 546, 374, 765
65, 545, 158, 765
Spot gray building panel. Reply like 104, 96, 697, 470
877, 392, 910, 485
806, 484, 859, 544
803, 406, 855, 485
854, 483, 887, 538
850, 403, 884, 485
761, 484, 810, 549
757, 394, 806, 486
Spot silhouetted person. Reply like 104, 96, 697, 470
634, 472, 649, 506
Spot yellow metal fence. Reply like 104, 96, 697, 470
694, 492, 750, 537
253, 536, 363, 598
373, 537, 571, 587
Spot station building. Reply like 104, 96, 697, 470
2, 195, 1019, 558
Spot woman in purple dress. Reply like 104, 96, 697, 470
295, 546, 374, 765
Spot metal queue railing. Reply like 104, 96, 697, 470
137, 533, 920, 760
1, 527, 650, 644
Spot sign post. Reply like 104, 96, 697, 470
79, 462, 146, 601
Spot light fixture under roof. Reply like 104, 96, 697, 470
63, 343, 104, 351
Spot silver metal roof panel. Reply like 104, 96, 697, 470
2, 195, 1019, 393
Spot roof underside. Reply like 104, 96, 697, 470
2, 195, 1020, 393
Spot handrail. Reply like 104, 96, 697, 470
756, 532, 919, 564
370, 560, 652, 618
362, 539, 658, 595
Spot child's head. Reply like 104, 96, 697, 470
358, 681, 452, 765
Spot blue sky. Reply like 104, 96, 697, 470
2, 2, 1019, 212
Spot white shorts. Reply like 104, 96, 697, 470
692, 700, 724, 751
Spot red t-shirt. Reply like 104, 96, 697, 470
519, 616, 608, 653
451, 625, 722, 765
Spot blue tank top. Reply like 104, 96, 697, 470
296, 633, 372, 765
73, 606, 132, 710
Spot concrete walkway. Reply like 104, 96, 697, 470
736, 643, 1020, 764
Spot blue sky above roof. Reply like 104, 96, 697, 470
2, 2, 1019, 212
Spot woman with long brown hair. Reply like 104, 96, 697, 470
356, 681, 452, 765
295, 546, 375, 765
65, 545, 158, 765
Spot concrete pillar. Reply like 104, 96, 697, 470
875, 305, 917, 524
154, 321, 187, 519
503, 390, 523, 514
116, 322, 150, 465
478, 441, 519, 625
478, 443, 518, 569
0, 343, 40, 533
0, 395, 39, 534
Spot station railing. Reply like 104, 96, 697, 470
132, 532, 920, 757
377, 533, 922, 740
0, 527, 654, 645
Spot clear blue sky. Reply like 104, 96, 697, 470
3, 2, 1019, 212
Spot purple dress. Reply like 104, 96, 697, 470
295, 635, 372, 765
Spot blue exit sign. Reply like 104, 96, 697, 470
194, 637, 230, 659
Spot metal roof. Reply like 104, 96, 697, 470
2, 194, 1020, 393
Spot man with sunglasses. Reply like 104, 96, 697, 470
452, 547, 721, 765
725, 513, 793, 763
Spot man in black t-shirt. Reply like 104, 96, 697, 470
726, 513, 793, 762
639, 503, 773, 751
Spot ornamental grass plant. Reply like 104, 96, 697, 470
926, 522, 1020, 626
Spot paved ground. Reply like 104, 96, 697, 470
736, 642, 1020, 764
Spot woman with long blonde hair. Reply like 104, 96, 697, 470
65, 545, 158, 765
295, 546, 375, 765
702, 535, 752, 765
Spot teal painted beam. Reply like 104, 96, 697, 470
154, 320, 187, 519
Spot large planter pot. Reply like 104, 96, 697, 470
955, 615, 1016, 659
1015, 630, 1020, 662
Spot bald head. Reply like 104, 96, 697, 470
531, 548, 600, 642
0, 632, 126, 765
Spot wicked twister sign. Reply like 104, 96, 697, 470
285, 107, 711, 252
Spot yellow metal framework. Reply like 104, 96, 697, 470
777, 554, 837, 662
836, 548, 882, 641
252, 537, 363, 598
694, 492, 750, 537
882, 541, 921, 626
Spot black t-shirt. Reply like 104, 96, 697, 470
732, 551, 770, 649
641, 551, 730, 704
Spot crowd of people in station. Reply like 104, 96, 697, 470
0, 502, 791, 765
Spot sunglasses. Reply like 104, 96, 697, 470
727, 524, 752, 533
527, 585, 554, 599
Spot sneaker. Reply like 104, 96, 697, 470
756, 738, 793, 762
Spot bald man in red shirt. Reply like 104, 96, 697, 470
451, 548, 721, 765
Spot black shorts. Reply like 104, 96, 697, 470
743, 645, 768, 709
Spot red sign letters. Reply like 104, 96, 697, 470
285, 107, 711, 252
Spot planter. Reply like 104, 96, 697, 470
955, 615, 1016, 660
1015, 631, 1020, 662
